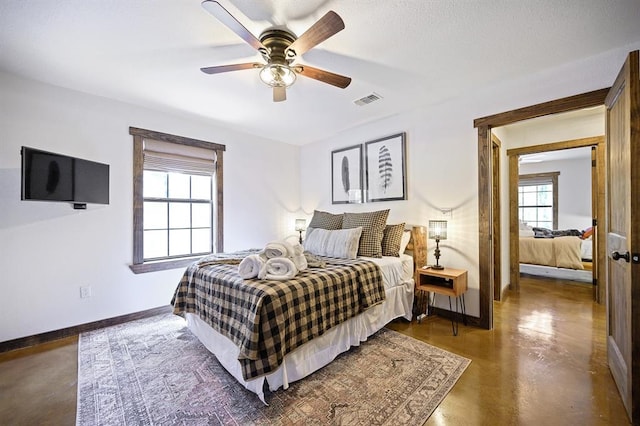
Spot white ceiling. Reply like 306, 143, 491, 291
1, 1, 639, 146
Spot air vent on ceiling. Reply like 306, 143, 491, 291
354, 92, 382, 106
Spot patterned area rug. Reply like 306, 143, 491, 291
76, 313, 470, 425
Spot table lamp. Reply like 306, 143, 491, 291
295, 219, 306, 244
428, 220, 447, 270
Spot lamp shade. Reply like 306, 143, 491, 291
295, 219, 306, 232
428, 220, 448, 240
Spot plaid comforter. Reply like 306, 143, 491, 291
171, 253, 385, 380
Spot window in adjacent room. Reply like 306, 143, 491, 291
129, 127, 225, 273
518, 172, 559, 230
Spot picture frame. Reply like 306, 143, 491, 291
331, 144, 363, 204
364, 132, 407, 202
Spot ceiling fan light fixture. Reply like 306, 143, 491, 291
200, 4, 350, 100
259, 63, 296, 88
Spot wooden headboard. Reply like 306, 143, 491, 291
406, 226, 427, 270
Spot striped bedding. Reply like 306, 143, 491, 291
171, 253, 385, 380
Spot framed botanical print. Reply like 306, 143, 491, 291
331, 144, 363, 204
364, 132, 407, 202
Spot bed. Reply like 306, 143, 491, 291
518, 227, 593, 282
519, 235, 585, 269
518, 224, 594, 267
580, 237, 593, 261
171, 214, 422, 402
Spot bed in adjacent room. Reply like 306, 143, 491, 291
518, 226, 593, 282
171, 209, 422, 402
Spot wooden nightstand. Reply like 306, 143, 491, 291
415, 266, 468, 335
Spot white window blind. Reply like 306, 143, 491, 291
519, 175, 553, 186
143, 139, 217, 175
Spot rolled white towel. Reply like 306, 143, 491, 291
258, 257, 298, 281
290, 242, 304, 256
238, 254, 266, 279
288, 241, 307, 270
292, 254, 308, 271
262, 240, 295, 259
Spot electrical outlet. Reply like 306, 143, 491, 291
80, 286, 92, 299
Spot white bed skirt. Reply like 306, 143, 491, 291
185, 279, 414, 403
520, 263, 592, 283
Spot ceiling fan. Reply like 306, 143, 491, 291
200, 0, 352, 102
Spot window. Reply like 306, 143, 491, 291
129, 127, 225, 273
143, 171, 212, 259
518, 172, 559, 229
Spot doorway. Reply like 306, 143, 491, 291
475, 52, 640, 423
504, 134, 604, 300
474, 88, 609, 329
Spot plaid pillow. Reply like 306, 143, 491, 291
382, 223, 406, 257
308, 210, 344, 230
342, 210, 389, 258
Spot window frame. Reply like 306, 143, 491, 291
518, 171, 559, 229
129, 127, 225, 274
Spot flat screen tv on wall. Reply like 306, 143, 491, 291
21, 146, 110, 207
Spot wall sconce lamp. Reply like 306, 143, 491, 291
428, 220, 448, 270
295, 219, 306, 244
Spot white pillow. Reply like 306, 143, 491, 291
399, 230, 411, 254
519, 220, 533, 230
304, 227, 363, 259
519, 229, 535, 237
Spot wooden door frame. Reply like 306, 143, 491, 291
491, 134, 503, 301
474, 88, 609, 329
506, 136, 605, 300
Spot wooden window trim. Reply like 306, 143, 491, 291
129, 127, 225, 274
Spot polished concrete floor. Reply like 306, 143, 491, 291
0, 275, 630, 425
0, 336, 78, 426
388, 275, 630, 425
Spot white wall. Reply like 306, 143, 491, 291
2, 41, 639, 340
300, 41, 640, 317
519, 155, 593, 231
0, 71, 300, 342
501, 112, 604, 150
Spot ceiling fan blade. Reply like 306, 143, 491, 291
200, 63, 262, 74
286, 11, 345, 57
297, 65, 351, 89
273, 86, 286, 102
201, 0, 265, 52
